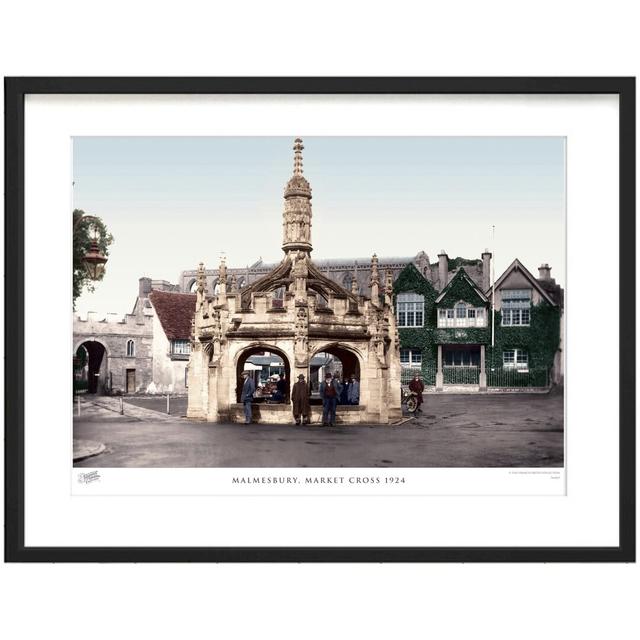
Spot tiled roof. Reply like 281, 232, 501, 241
537, 279, 564, 307
149, 290, 196, 340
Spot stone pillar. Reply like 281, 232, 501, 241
436, 344, 443, 391
186, 344, 209, 419
438, 251, 448, 290
479, 344, 487, 391
482, 250, 492, 292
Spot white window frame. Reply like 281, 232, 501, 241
503, 348, 529, 370
437, 301, 487, 328
171, 339, 192, 355
396, 292, 424, 328
501, 289, 532, 327
400, 348, 422, 367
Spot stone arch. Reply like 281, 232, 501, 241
73, 336, 111, 359
234, 343, 292, 403
74, 338, 110, 394
311, 342, 363, 385
187, 278, 197, 293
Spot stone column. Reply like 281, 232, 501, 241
436, 344, 443, 391
186, 344, 209, 419
479, 344, 487, 391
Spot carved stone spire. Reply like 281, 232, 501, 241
217, 257, 228, 301
384, 269, 393, 306
293, 137, 304, 176
196, 262, 207, 310
282, 137, 313, 255
370, 254, 380, 306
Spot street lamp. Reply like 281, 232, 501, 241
74, 213, 108, 281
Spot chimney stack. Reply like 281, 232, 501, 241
538, 263, 552, 281
138, 277, 152, 298
438, 250, 448, 289
482, 249, 492, 292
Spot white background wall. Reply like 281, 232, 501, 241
1, 2, 638, 639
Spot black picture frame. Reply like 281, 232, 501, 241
4, 76, 635, 563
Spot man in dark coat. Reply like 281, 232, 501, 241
291, 373, 311, 425
276, 373, 288, 403
319, 372, 339, 426
409, 373, 425, 412
338, 373, 349, 405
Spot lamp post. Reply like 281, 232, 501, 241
74, 213, 108, 281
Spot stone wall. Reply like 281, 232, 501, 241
73, 311, 153, 394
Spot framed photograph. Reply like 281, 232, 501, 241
4, 77, 635, 562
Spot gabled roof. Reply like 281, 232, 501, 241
486, 259, 557, 306
435, 267, 488, 304
149, 290, 196, 340
239, 253, 358, 308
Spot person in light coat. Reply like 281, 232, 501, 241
347, 375, 360, 405
240, 370, 256, 424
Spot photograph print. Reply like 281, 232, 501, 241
72, 135, 565, 472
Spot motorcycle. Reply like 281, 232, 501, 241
401, 387, 418, 414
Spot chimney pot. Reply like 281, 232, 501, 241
538, 264, 552, 281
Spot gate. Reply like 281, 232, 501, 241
443, 365, 480, 385
487, 367, 549, 388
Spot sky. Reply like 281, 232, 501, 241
73, 136, 565, 317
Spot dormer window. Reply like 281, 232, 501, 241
501, 289, 532, 326
438, 303, 486, 328
397, 292, 424, 328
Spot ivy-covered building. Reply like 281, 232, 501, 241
393, 254, 563, 392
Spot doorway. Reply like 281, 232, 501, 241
76, 341, 107, 394
126, 368, 136, 394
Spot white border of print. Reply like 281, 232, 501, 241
24, 94, 617, 548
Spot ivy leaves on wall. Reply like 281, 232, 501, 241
437, 268, 487, 308
392, 262, 561, 379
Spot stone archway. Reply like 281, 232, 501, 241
75, 340, 108, 394
235, 344, 292, 403
311, 343, 363, 405
312, 343, 361, 380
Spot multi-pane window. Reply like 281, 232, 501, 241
400, 348, 422, 367
503, 349, 529, 369
397, 293, 424, 327
126, 339, 135, 357
171, 339, 191, 355
444, 349, 480, 367
501, 289, 532, 326
438, 303, 486, 327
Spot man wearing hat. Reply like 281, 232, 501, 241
319, 372, 339, 427
240, 370, 255, 424
291, 373, 311, 425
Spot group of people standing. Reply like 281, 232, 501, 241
293, 371, 360, 426
239, 370, 360, 426
318, 372, 360, 427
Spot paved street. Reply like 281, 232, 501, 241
74, 390, 563, 468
